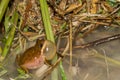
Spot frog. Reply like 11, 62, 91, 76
16, 39, 56, 73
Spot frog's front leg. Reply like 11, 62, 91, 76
20, 65, 29, 73
44, 59, 53, 67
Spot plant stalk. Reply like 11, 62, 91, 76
39, 0, 58, 80
0, 0, 10, 22
1, 11, 18, 60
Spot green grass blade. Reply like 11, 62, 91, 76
1, 11, 19, 60
39, 0, 58, 80
60, 62, 67, 80
0, 0, 10, 22
39, 0, 54, 42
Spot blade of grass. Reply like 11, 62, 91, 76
39, 0, 58, 80
39, 1, 67, 79
39, 0, 54, 42
59, 61, 67, 80
1, 11, 19, 61
0, 0, 10, 22
0, 46, 2, 55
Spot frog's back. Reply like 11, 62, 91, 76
19, 46, 41, 65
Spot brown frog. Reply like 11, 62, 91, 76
16, 40, 56, 73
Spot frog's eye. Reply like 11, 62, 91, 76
41, 40, 56, 60
36, 39, 44, 48
39, 44, 43, 48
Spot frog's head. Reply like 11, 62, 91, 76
35, 39, 56, 61
35, 39, 44, 49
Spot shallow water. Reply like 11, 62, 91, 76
1, 27, 120, 80
63, 28, 120, 80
